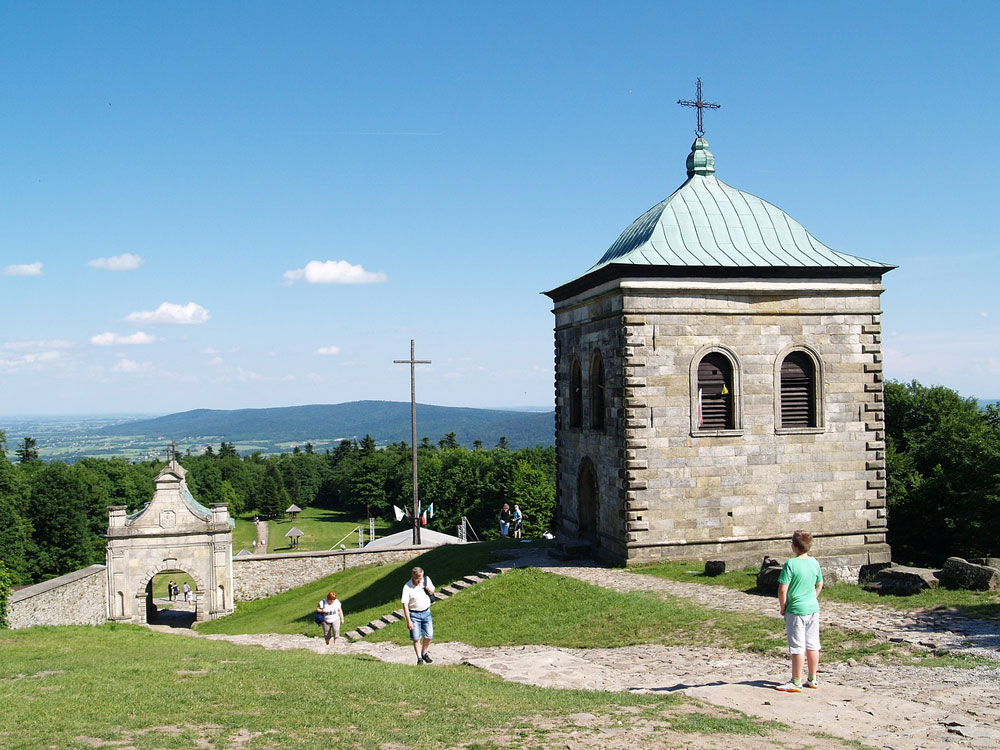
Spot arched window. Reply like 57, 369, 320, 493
589, 351, 605, 431
569, 358, 582, 429
780, 351, 817, 428
697, 352, 734, 430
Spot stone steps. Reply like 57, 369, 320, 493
345, 567, 502, 644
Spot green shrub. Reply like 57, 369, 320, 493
0, 560, 12, 628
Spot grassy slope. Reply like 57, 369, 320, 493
366, 567, 912, 663
0, 625, 684, 750
232, 506, 396, 554
198, 541, 522, 636
633, 561, 1000, 618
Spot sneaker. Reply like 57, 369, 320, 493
417, 658, 424, 665
421, 653, 433, 664
805, 677, 819, 689
775, 681, 802, 692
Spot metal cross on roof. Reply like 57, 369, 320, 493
677, 78, 720, 137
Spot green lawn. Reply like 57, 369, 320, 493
197, 540, 525, 637
0, 625, 695, 750
366, 566, 926, 664
631, 561, 1000, 618
232, 505, 396, 554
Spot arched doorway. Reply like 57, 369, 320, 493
146, 571, 198, 628
577, 459, 599, 542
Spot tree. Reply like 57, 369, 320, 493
885, 380, 1000, 565
0, 449, 30, 585
219, 441, 239, 460
0, 560, 12, 628
15, 436, 39, 464
258, 462, 290, 519
26, 462, 99, 579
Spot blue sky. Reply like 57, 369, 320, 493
1, 1, 998, 415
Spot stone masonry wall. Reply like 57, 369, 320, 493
232, 546, 434, 600
554, 288, 626, 561
8, 565, 108, 629
553, 277, 890, 574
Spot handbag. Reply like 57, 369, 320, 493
314, 611, 324, 625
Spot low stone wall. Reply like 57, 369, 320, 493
8, 565, 108, 629
232, 545, 436, 600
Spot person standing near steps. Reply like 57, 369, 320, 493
402, 566, 435, 665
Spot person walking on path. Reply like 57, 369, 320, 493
499, 503, 511, 537
512, 504, 523, 539
168, 580, 175, 601
182, 582, 191, 603
316, 591, 344, 646
775, 530, 823, 692
402, 566, 435, 665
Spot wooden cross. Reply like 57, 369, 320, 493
167, 441, 178, 463
393, 339, 431, 545
677, 78, 720, 137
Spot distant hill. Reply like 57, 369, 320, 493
95, 401, 555, 448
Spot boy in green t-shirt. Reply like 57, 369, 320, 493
775, 529, 823, 692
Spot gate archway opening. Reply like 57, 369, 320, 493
146, 570, 198, 628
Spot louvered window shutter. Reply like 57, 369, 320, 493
697, 354, 733, 429
780, 352, 815, 427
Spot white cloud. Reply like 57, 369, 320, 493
282, 260, 388, 285
306, 372, 322, 382
3, 262, 42, 276
88, 253, 143, 271
210, 356, 224, 366
125, 301, 210, 325
91, 331, 155, 346
237, 367, 264, 382
0, 350, 64, 373
315, 345, 341, 355
4, 339, 73, 351
981, 312, 990, 318
112, 358, 152, 374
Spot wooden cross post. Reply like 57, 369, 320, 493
677, 78, 721, 137
394, 339, 431, 545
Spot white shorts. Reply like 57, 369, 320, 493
784, 612, 820, 654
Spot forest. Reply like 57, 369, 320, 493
0, 432, 555, 588
2, 379, 999, 590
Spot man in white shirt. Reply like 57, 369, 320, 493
401, 566, 435, 665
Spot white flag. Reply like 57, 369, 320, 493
393, 505, 404, 522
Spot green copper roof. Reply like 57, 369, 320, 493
587, 138, 892, 274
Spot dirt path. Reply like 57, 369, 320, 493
178, 551, 1000, 749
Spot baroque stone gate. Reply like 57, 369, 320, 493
106, 459, 235, 624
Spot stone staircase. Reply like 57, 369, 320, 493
343, 568, 501, 642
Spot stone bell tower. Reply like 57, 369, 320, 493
545, 133, 894, 579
